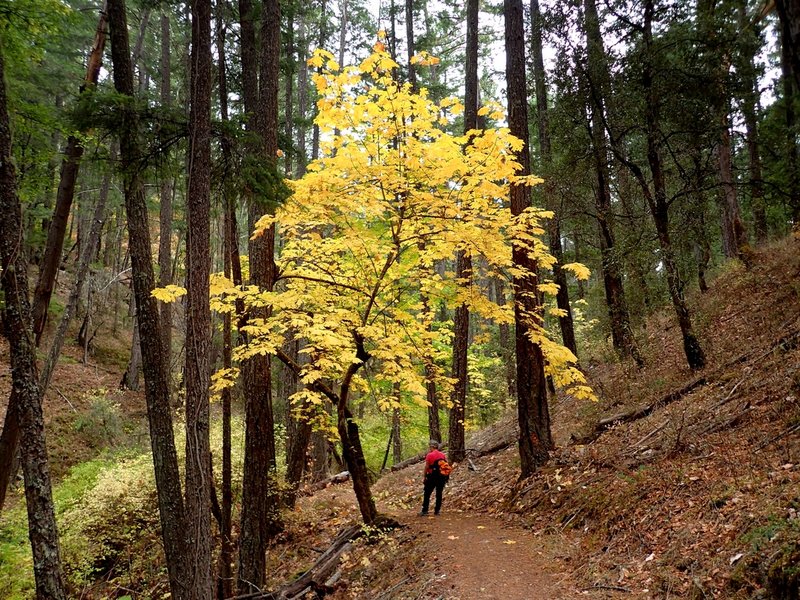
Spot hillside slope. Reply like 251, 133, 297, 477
294, 236, 800, 599
1, 238, 797, 599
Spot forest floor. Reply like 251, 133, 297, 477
271, 234, 800, 599
2, 235, 799, 599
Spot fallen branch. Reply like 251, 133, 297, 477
376, 575, 411, 599
701, 403, 751, 436
754, 423, 800, 453
583, 583, 631, 593
385, 439, 513, 475
389, 451, 426, 472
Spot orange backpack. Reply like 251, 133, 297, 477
436, 458, 453, 477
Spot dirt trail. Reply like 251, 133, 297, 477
398, 509, 580, 599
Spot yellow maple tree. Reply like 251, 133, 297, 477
158, 46, 592, 523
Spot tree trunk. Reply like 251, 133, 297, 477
584, 0, 642, 367
0, 148, 112, 511
493, 277, 517, 400
107, 1, 189, 596
31, 3, 109, 345
311, 1, 328, 162
531, 0, 578, 358
296, 12, 309, 177
642, 0, 705, 370
274, 346, 377, 524
237, 0, 283, 592
737, 1, 767, 243
284, 338, 313, 509
284, 4, 295, 177
312, 431, 330, 481
505, 0, 551, 478
0, 44, 68, 600
159, 12, 174, 367
421, 288, 441, 443
776, 0, 800, 93
40, 159, 112, 395
216, 4, 235, 596
405, 0, 417, 90
391, 381, 402, 464
0, 393, 20, 514
184, 0, 214, 596
780, 8, 800, 222
121, 290, 142, 390
337, 369, 377, 524
448, 0, 479, 465
715, 108, 748, 260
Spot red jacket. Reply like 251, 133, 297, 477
424, 449, 447, 479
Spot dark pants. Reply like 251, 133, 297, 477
422, 477, 446, 514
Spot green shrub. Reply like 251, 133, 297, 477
0, 457, 112, 599
72, 389, 122, 448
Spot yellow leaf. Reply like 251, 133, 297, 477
151, 284, 187, 303
562, 262, 591, 281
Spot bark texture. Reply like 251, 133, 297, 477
237, 0, 283, 592
158, 12, 174, 366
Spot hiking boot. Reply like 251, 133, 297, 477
418, 510, 428, 516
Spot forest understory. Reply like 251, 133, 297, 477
2, 234, 798, 599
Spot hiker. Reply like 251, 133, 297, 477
420, 440, 449, 516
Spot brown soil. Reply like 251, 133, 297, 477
398, 509, 573, 599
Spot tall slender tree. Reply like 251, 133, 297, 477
611, 0, 707, 370
530, 0, 577, 357
583, 0, 643, 367
505, 0, 551, 477
215, 2, 235, 595
448, 0, 478, 464
184, 0, 214, 596
106, 1, 189, 596
31, 2, 109, 345
237, 0, 283, 592
158, 11, 174, 368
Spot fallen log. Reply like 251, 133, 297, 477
226, 517, 403, 600
227, 525, 361, 600
388, 451, 426, 472
467, 439, 514, 458
386, 439, 513, 474
574, 377, 708, 444
575, 326, 800, 445
298, 471, 350, 496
